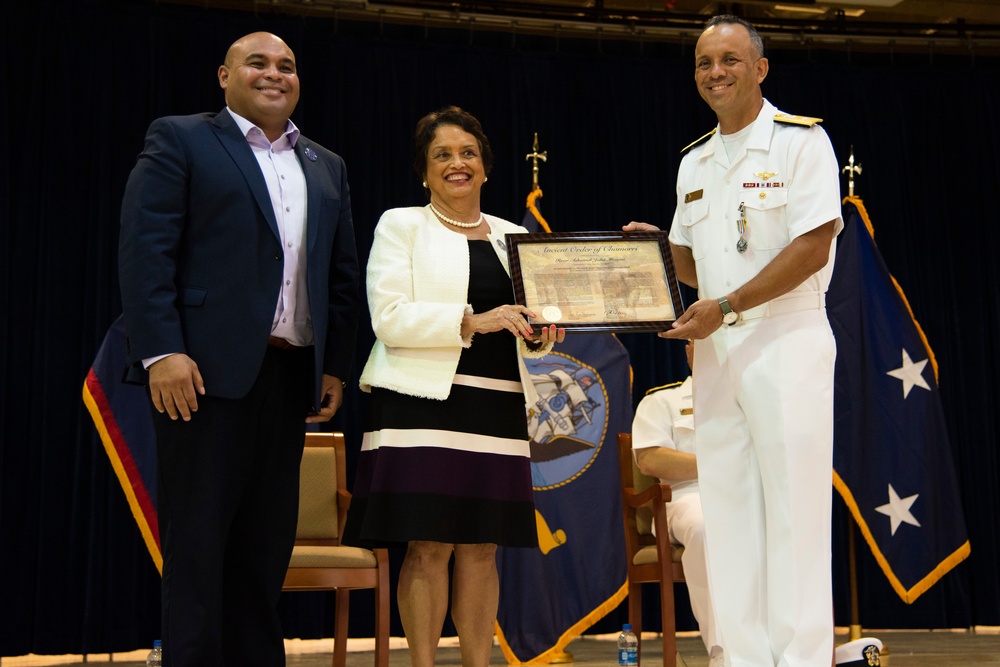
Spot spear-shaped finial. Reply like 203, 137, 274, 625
842, 146, 862, 197
525, 132, 548, 191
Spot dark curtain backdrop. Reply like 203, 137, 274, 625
2, 0, 998, 655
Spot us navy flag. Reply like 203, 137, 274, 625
827, 197, 969, 603
494, 190, 630, 663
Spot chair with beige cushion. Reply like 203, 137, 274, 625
283, 432, 390, 667
616, 432, 686, 667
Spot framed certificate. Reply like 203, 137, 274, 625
506, 231, 684, 333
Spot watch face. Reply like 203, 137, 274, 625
723, 311, 739, 325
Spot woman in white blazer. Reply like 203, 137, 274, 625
344, 107, 564, 667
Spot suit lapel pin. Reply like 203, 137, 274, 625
496, 238, 506, 251
304, 147, 318, 162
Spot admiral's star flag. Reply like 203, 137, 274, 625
827, 197, 969, 603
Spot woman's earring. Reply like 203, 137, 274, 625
484, 176, 488, 183
422, 181, 427, 188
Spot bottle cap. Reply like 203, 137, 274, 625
153, 640, 162, 647
623, 623, 632, 631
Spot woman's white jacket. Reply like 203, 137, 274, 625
358, 206, 551, 405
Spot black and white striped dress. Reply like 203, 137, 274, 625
343, 240, 538, 548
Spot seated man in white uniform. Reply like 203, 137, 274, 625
631, 340, 723, 667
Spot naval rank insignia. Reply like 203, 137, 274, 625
773, 113, 823, 126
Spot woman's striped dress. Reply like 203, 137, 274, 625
343, 239, 538, 548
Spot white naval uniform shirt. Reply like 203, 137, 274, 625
667, 99, 843, 311
665, 100, 842, 667
631, 377, 697, 499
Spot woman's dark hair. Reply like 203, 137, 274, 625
413, 106, 495, 191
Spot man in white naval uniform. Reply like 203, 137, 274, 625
626, 14, 843, 667
632, 341, 723, 667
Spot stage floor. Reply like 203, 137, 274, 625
339, 629, 997, 667
5, 629, 999, 666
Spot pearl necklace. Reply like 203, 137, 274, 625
429, 202, 483, 228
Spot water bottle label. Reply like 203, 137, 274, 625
618, 648, 638, 666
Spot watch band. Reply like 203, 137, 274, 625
718, 297, 740, 325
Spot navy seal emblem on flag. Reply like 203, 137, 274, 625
525, 352, 609, 489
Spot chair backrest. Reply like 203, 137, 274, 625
295, 432, 347, 545
617, 432, 656, 538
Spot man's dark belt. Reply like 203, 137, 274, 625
267, 336, 304, 350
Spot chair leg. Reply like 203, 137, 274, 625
659, 580, 677, 667
374, 550, 391, 667
628, 582, 643, 665
333, 589, 349, 667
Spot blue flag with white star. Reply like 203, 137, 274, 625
827, 197, 969, 603
494, 188, 629, 663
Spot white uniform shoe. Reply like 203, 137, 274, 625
708, 645, 725, 667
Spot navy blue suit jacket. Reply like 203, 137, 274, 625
119, 109, 359, 405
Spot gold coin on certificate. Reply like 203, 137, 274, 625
542, 306, 563, 322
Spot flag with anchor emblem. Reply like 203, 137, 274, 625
494, 189, 630, 662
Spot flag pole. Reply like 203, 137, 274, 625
841, 146, 862, 198
847, 512, 862, 642
523, 132, 573, 665
840, 148, 864, 643
524, 133, 552, 233
526, 131, 548, 191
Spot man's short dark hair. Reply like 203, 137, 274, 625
705, 15, 765, 59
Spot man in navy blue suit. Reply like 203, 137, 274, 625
119, 32, 360, 666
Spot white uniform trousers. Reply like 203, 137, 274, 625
668, 492, 720, 652
693, 309, 835, 667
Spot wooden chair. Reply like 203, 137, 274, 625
283, 432, 390, 667
617, 432, 686, 667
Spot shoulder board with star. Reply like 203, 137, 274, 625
680, 128, 716, 153
645, 380, 684, 396
773, 113, 823, 127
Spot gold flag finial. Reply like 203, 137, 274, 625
525, 132, 548, 190
842, 146, 862, 197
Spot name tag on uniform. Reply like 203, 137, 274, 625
684, 189, 703, 203
680, 408, 693, 415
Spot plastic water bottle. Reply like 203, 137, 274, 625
617, 623, 638, 667
146, 639, 163, 667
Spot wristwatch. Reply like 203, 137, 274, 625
718, 297, 741, 326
